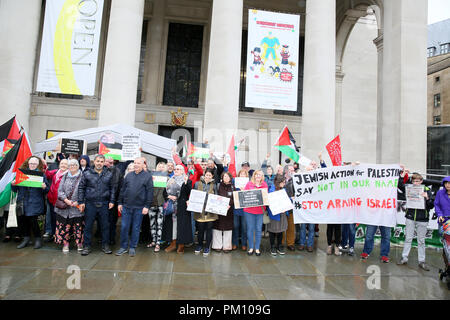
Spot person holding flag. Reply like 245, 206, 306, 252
12, 156, 50, 249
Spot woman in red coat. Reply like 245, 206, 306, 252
43, 159, 68, 239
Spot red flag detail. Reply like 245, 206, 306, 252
187, 142, 195, 157
227, 135, 236, 178
326, 135, 342, 167
274, 126, 291, 146
99, 142, 110, 155
13, 133, 32, 173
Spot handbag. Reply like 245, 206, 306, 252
7, 192, 19, 228
262, 207, 270, 225
163, 199, 175, 216
55, 175, 81, 210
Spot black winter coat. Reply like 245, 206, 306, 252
12, 176, 50, 216
77, 168, 116, 205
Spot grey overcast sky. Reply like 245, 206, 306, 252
428, 0, 450, 24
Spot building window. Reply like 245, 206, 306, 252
427, 47, 436, 57
434, 115, 441, 125
163, 23, 204, 108
441, 43, 450, 55
44, 93, 83, 99
434, 93, 441, 108
435, 76, 440, 83
136, 20, 148, 103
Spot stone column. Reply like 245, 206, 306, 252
381, 0, 427, 173
98, 0, 145, 127
142, 0, 166, 105
0, 0, 42, 131
203, 0, 243, 151
335, 66, 345, 136
373, 34, 383, 164
301, 0, 336, 159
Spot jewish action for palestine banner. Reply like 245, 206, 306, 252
293, 164, 401, 228
36, 0, 104, 95
245, 10, 300, 111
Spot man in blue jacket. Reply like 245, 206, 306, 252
116, 157, 153, 257
78, 154, 116, 256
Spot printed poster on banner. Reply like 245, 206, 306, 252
36, 0, 104, 95
293, 164, 401, 228
245, 10, 300, 111
122, 135, 141, 161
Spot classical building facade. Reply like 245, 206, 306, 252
0, 0, 428, 172
427, 19, 450, 126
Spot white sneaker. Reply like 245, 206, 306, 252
62, 245, 69, 253
326, 245, 332, 255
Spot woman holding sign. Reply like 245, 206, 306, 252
267, 175, 289, 256
212, 172, 234, 252
12, 156, 50, 249
244, 170, 268, 256
193, 169, 218, 256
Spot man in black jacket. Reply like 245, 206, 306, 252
105, 157, 123, 245
115, 157, 153, 257
78, 154, 115, 256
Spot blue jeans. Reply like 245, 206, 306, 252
44, 202, 56, 235
120, 207, 144, 249
299, 223, 315, 247
341, 224, 356, 248
363, 225, 391, 257
191, 212, 196, 241
232, 214, 247, 247
244, 212, 263, 250
83, 202, 110, 248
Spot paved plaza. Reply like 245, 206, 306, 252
0, 229, 448, 300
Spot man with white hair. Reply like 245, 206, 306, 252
116, 157, 154, 257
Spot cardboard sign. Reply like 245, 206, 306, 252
405, 184, 425, 210
233, 188, 269, 209
234, 177, 249, 190
187, 189, 207, 213
61, 138, 85, 155
268, 189, 294, 215
205, 194, 230, 216
122, 135, 141, 161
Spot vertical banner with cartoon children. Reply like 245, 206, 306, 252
245, 10, 300, 112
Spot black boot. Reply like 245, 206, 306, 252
17, 236, 30, 249
34, 237, 42, 249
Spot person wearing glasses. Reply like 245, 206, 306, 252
13, 156, 50, 249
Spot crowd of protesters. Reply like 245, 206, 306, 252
1, 147, 449, 272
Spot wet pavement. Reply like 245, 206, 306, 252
0, 230, 449, 300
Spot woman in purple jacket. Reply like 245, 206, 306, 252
435, 176, 450, 235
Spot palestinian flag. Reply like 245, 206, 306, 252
14, 169, 44, 188
152, 172, 168, 188
226, 135, 237, 177
0, 133, 32, 207
0, 116, 21, 159
99, 142, 122, 160
274, 126, 300, 163
187, 142, 210, 159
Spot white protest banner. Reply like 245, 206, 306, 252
36, 0, 104, 95
245, 10, 300, 111
122, 135, 141, 161
405, 184, 425, 210
268, 189, 293, 215
293, 164, 401, 227
234, 177, 249, 190
205, 194, 230, 216
187, 190, 207, 213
